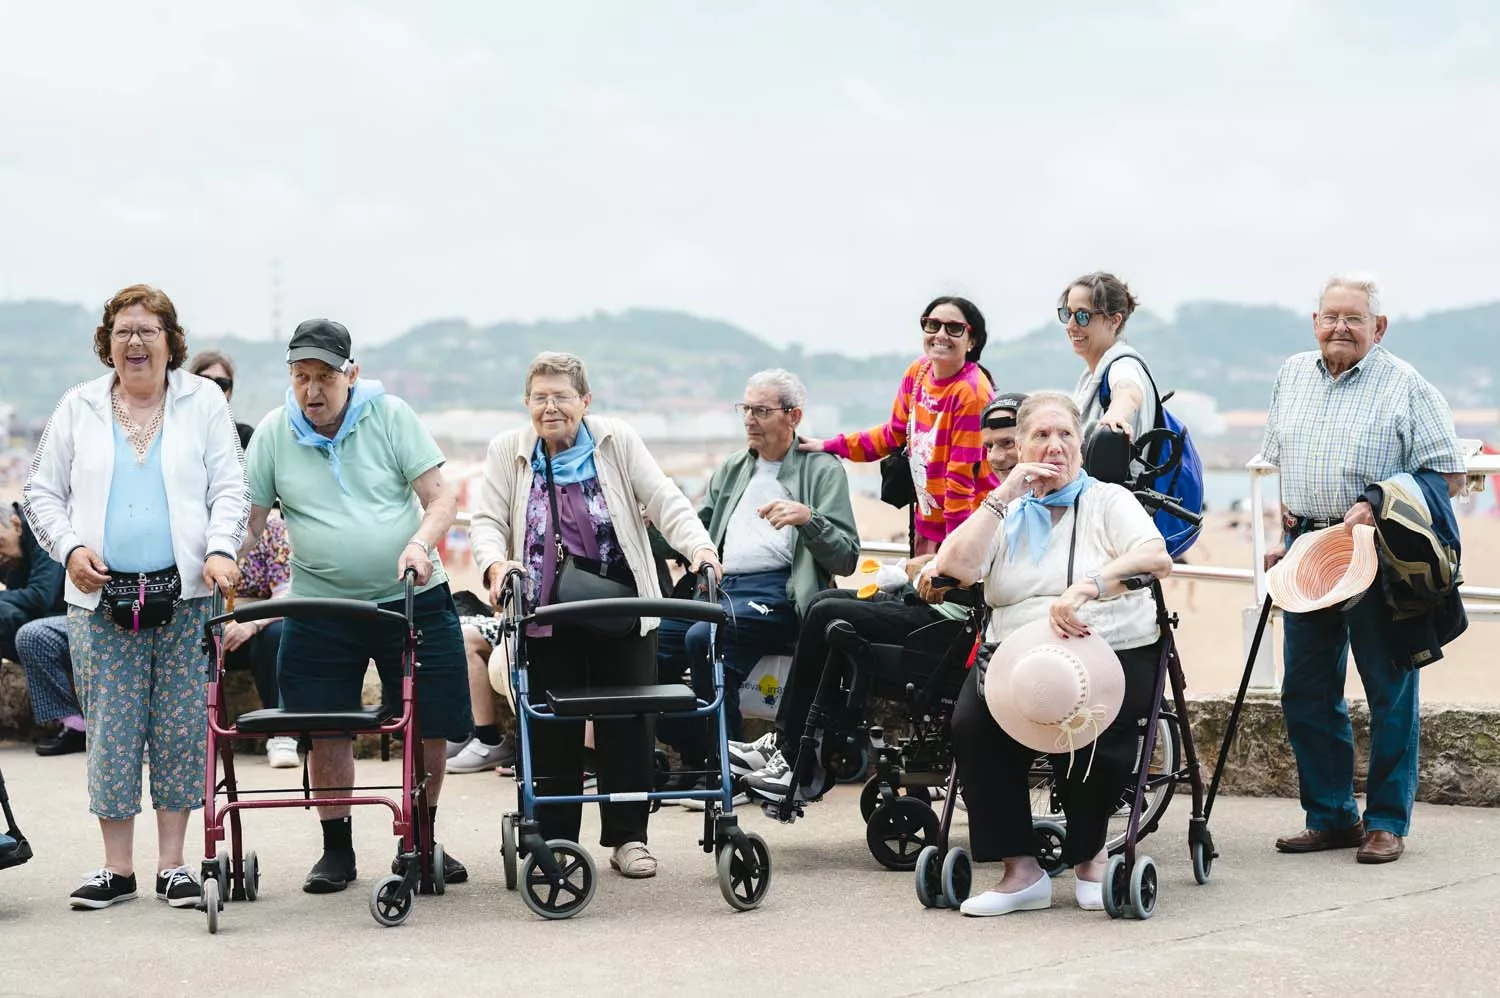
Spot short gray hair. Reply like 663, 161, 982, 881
745, 368, 807, 409
1016, 390, 1083, 437
524, 351, 590, 398
1319, 274, 1382, 316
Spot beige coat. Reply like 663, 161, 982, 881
468, 414, 712, 636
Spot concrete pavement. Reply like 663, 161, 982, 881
1, 745, 1498, 997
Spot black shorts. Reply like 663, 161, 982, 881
277, 582, 473, 743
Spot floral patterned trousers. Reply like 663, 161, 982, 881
67, 598, 210, 820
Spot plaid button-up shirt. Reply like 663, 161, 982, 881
1261, 345, 1464, 520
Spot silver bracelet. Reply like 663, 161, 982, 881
983, 496, 1007, 519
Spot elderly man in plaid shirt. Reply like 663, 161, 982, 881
1261, 275, 1465, 865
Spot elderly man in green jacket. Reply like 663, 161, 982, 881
657, 369, 859, 777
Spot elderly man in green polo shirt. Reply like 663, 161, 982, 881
242, 319, 472, 894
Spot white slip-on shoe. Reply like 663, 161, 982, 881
1075, 877, 1104, 911
958, 873, 1053, 917
265, 736, 300, 769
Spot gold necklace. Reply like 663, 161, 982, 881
112, 386, 165, 464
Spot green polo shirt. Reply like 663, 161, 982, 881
246, 394, 448, 603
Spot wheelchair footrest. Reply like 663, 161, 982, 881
546, 683, 698, 717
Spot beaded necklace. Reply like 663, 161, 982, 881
111, 385, 165, 464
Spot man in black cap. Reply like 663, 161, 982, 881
739, 392, 1028, 809
242, 318, 473, 893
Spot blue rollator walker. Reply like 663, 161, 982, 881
496, 567, 772, 920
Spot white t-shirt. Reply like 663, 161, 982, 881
1073, 343, 1159, 479
982, 482, 1163, 650
722, 458, 794, 575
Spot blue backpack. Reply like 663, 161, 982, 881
1098, 358, 1205, 558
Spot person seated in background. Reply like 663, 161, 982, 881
0, 501, 70, 752
738, 393, 1027, 806
445, 611, 517, 775
17, 616, 81, 756
222, 509, 296, 767
655, 369, 860, 786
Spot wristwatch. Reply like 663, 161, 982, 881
1087, 570, 1106, 598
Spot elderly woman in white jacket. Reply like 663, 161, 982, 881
23, 284, 249, 912
469, 351, 718, 880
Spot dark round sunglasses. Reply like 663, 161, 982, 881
208, 375, 233, 393
1057, 306, 1108, 327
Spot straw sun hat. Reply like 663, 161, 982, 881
983, 618, 1126, 764
1266, 523, 1380, 614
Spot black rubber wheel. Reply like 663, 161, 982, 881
430, 842, 446, 897
866, 796, 942, 871
501, 813, 518, 891
1102, 854, 1128, 920
859, 777, 932, 823
940, 847, 972, 908
243, 851, 260, 902
1191, 839, 1212, 885
913, 844, 943, 909
370, 874, 413, 927
717, 831, 772, 911
520, 840, 596, 920
1032, 819, 1068, 877
1130, 856, 1159, 920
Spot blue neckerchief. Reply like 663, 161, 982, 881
1005, 472, 1097, 564
285, 379, 387, 493
531, 421, 598, 484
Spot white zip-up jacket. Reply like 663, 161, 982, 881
23, 369, 252, 609
469, 414, 712, 636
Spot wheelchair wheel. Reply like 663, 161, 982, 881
520, 840, 596, 920
202, 877, 221, 935
1105, 714, 1181, 855
370, 874, 413, 927
1032, 819, 1067, 877
717, 830, 772, 912
859, 776, 932, 823
1102, 854, 1128, 919
940, 847, 971, 908
1129, 856, 1158, 919
501, 813, 518, 891
243, 851, 260, 902
1191, 839, 1212, 885
914, 845, 943, 909
866, 797, 941, 871
823, 732, 870, 785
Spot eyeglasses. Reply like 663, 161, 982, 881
1057, 307, 1106, 327
920, 316, 971, 339
1316, 313, 1371, 330
111, 326, 164, 342
527, 393, 581, 409
208, 376, 233, 394
735, 403, 794, 421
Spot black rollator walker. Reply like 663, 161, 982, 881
496, 567, 772, 919
914, 489, 1268, 919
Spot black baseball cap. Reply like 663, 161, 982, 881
286, 319, 353, 370
982, 392, 1028, 428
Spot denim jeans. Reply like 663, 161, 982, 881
1281, 582, 1420, 836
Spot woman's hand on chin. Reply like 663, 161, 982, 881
996, 462, 1063, 503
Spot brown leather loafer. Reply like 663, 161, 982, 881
1356, 830, 1405, 864
1275, 822, 1366, 853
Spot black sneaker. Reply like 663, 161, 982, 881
70, 869, 138, 909
155, 865, 201, 908
303, 850, 357, 894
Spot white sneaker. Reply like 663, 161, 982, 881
446, 737, 473, 759
726, 732, 779, 776
446, 738, 513, 774
266, 737, 299, 769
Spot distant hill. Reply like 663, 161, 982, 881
2, 298, 1496, 431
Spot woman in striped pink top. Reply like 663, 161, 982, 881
799, 296, 998, 555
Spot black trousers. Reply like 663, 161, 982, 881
952, 638, 1162, 865
223, 620, 285, 710
773, 588, 941, 754
524, 625, 657, 847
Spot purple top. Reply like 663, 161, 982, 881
524, 468, 626, 637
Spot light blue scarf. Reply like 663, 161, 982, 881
285, 379, 387, 493
1005, 472, 1097, 564
531, 421, 598, 484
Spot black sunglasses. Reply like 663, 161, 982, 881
208, 375, 233, 393
1057, 306, 1109, 327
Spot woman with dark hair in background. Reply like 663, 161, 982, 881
799, 295, 998, 555
188, 349, 255, 451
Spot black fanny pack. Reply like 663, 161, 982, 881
101, 566, 182, 632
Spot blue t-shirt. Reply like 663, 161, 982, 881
103, 422, 176, 573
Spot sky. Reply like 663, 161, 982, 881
2, 1, 1497, 353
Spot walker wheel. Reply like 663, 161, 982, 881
1191, 839, 1213, 885
717, 830, 772, 911
428, 842, 446, 896
215, 850, 229, 890
1102, 854, 1128, 919
501, 813, 519, 891
941, 847, 972, 908
1129, 856, 1158, 920
520, 840, 596, 920
370, 874, 413, 927
866, 797, 941, 871
913, 845, 943, 909
1032, 819, 1068, 877
202, 877, 221, 934
859, 777, 931, 823
243, 851, 260, 902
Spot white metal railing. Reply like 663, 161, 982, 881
450, 444, 1500, 691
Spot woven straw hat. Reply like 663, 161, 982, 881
1267, 523, 1379, 613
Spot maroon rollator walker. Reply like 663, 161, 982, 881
198, 569, 441, 932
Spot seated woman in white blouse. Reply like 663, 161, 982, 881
925, 390, 1173, 917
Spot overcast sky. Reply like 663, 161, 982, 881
2, 1, 1496, 353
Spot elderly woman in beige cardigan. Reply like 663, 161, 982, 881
469, 351, 718, 879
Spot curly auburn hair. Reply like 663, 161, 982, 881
92, 284, 189, 370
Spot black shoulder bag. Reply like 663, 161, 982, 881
544, 452, 639, 637
101, 566, 182, 632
